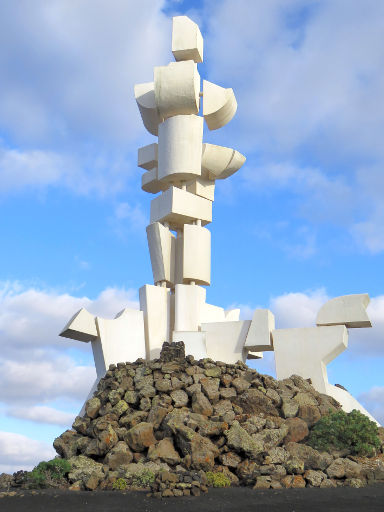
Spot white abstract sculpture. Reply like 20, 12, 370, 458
59, 15, 378, 424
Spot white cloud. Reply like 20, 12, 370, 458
359, 386, 384, 426
270, 288, 329, 328
7, 406, 75, 427
0, 431, 56, 474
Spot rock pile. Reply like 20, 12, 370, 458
49, 345, 384, 495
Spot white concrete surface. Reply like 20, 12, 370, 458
141, 168, 169, 194
155, 61, 200, 119
201, 303, 226, 323
150, 186, 212, 229
158, 114, 203, 182
225, 309, 240, 321
316, 293, 372, 328
186, 177, 215, 201
326, 383, 379, 425
172, 330, 208, 360
201, 143, 246, 180
244, 309, 275, 351
182, 224, 211, 285
60, 307, 98, 342
174, 283, 206, 332
138, 143, 158, 170
202, 320, 251, 364
146, 222, 176, 286
172, 15, 203, 63
203, 80, 237, 130
134, 82, 161, 136
140, 285, 171, 360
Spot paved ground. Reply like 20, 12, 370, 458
1, 485, 384, 512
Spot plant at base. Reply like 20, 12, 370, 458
206, 471, 231, 488
112, 478, 127, 491
130, 469, 155, 488
29, 458, 72, 488
308, 409, 381, 457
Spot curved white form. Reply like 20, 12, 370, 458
316, 293, 372, 328
141, 169, 168, 194
203, 80, 237, 130
183, 224, 211, 286
158, 115, 203, 182
202, 143, 246, 180
138, 143, 158, 170
146, 222, 176, 286
154, 61, 200, 120
134, 82, 161, 136
172, 15, 203, 63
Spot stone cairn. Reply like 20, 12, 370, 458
47, 346, 384, 496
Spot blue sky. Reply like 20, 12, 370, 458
1, 0, 384, 473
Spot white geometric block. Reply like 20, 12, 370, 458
172, 331, 208, 360
244, 309, 275, 351
186, 177, 215, 201
154, 61, 200, 119
146, 222, 176, 286
141, 169, 169, 195
150, 186, 212, 229
172, 15, 203, 63
182, 224, 211, 286
203, 80, 237, 130
202, 143, 246, 180
60, 308, 98, 342
138, 143, 158, 170
272, 325, 348, 395
174, 231, 184, 286
246, 351, 264, 360
316, 294, 372, 328
201, 303, 226, 324
94, 309, 146, 377
174, 284, 206, 332
140, 285, 171, 360
158, 115, 203, 182
225, 309, 240, 321
134, 82, 161, 136
202, 320, 251, 364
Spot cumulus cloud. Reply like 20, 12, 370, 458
7, 406, 75, 427
0, 431, 56, 474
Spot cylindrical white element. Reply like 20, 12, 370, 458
134, 82, 161, 136
150, 186, 212, 229
158, 115, 203, 182
203, 80, 237, 131
202, 143, 246, 180
146, 222, 176, 286
172, 16, 204, 63
174, 283, 206, 332
183, 224, 211, 286
141, 169, 169, 195
138, 143, 158, 170
155, 61, 200, 120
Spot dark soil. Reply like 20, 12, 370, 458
1, 485, 384, 512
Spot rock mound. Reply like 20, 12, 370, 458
52, 347, 384, 495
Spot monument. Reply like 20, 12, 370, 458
59, 16, 379, 425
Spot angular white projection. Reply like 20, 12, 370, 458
138, 143, 158, 170
246, 351, 263, 360
202, 320, 251, 364
203, 80, 237, 130
172, 331, 208, 360
202, 143, 246, 180
154, 61, 200, 119
146, 222, 176, 286
244, 309, 275, 351
158, 115, 203, 182
186, 177, 215, 201
182, 224, 211, 285
316, 294, 371, 328
201, 303, 226, 324
272, 325, 348, 394
60, 308, 98, 342
141, 169, 169, 194
134, 82, 161, 136
172, 15, 203, 63
174, 283, 206, 332
140, 285, 171, 360
61, 308, 146, 379
327, 383, 378, 424
225, 309, 240, 321
150, 186, 212, 229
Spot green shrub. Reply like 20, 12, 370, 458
112, 478, 128, 491
308, 409, 381, 457
206, 471, 231, 488
130, 469, 155, 488
29, 458, 71, 488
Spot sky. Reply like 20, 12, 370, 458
0, 0, 384, 474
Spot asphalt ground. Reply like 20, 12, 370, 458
1, 485, 384, 512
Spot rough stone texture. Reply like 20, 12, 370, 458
192, 391, 213, 416
283, 417, 309, 443
125, 422, 156, 452
85, 398, 101, 419
104, 441, 133, 470
170, 389, 189, 408
304, 469, 326, 487
148, 438, 181, 465
281, 399, 299, 419
225, 421, 264, 459
286, 442, 333, 471
160, 341, 185, 362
